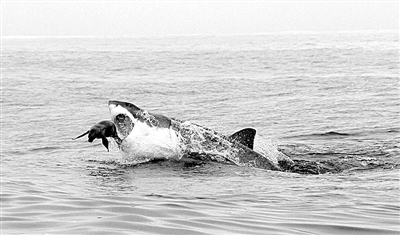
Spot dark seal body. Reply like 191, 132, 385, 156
73, 120, 118, 151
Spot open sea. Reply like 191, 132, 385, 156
1, 31, 399, 234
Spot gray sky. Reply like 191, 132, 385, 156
2, 1, 399, 37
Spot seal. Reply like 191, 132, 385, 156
73, 120, 118, 151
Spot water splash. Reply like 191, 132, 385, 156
173, 120, 238, 164
254, 135, 294, 166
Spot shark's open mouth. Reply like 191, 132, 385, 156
114, 113, 134, 139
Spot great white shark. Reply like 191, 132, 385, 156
74, 100, 294, 171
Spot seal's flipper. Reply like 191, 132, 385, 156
72, 130, 89, 140
228, 128, 256, 149
101, 136, 109, 152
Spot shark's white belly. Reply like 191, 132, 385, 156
118, 123, 181, 164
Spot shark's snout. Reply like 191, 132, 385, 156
109, 100, 122, 106
109, 100, 140, 110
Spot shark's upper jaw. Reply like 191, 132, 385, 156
108, 101, 137, 140
109, 100, 141, 112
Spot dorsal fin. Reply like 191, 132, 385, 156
228, 128, 256, 149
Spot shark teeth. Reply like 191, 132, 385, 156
114, 114, 134, 139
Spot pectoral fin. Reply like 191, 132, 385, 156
101, 136, 109, 152
228, 128, 256, 149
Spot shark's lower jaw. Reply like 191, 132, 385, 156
113, 114, 134, 140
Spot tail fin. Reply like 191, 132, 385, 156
72, 130, 89, 140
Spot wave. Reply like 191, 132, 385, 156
314, 131, 351, 136
387, 128, 400, 133
28, 146, 62, 152
279, 142, 400, 174
108, 66, 136, 72
290, 131, 352, 139
289, 128, 400, 139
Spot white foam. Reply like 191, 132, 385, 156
253, 135, 280, 164
253, 134, 294, 165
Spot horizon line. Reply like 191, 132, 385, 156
1, 29, 398, 39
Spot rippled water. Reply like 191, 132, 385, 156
2, 31, 399, 234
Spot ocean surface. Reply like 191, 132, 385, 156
1, 31, 399, 234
